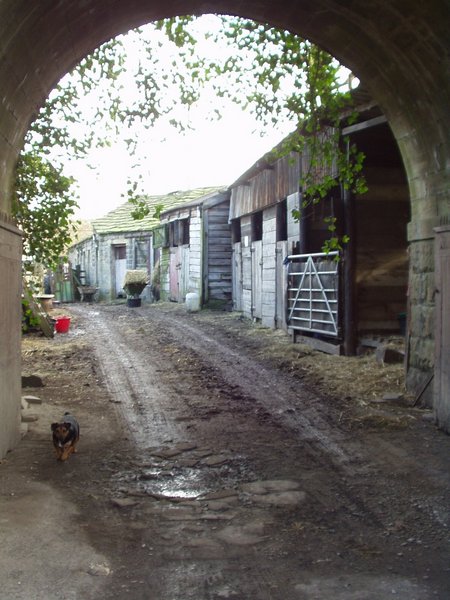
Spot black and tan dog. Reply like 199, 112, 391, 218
51, 412, 80, 461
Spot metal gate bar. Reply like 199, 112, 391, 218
287, 251, 340, 337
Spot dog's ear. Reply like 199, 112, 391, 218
51, 423, 59, 431
63, 422, 72, 429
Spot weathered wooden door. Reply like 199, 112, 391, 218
232, 244, 243, 311
241, 245, 252, 317
434, 226, 450, 433
276, 242, 288, 329
114, 246, 127, 298
169, 247, 180, 301
179, 246, 190, 301
251, 241, 263, 319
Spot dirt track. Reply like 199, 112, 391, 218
1, 302, 449, 599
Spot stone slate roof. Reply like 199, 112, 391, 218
91, 187, 224, 235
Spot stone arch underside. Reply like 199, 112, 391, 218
0, 0, 449, 455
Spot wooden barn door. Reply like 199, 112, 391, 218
251, 241, 263, 319
276, 242, 288, 329
179, 246, 190, 302
241, 245, 252, 318
169, 247, 180, 301
232, 244, 243, 311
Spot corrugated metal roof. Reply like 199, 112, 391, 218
91, 187, 223, 235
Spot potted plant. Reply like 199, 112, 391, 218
123, 270, 149, 307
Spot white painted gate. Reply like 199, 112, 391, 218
287, 251, 340, 337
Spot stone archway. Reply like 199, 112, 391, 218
1, 0, 449, 454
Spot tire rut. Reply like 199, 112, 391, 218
72, 306, 182, 448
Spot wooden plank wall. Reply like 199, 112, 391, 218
232, 243, 242, 311
206, 202, 232, 302
276, 241, 289, 329
188, 211, 202, 297
241, 245, 252, 318
252, 240, 263, 319
261, 206, 277, 328
355, 166, 409, 332
230, 153, 300, 220
231, 197, 299, 329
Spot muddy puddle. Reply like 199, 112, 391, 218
112, 444, 254, 503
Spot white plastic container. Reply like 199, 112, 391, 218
185, 292, 200, 312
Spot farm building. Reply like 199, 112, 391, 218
230, 100, 410, 355
68, 188, 221, 302
154, 188, 231, 306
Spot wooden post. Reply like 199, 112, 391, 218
342, 181, 357, 355
298, 156, 308, 254
299, 193, 309, 255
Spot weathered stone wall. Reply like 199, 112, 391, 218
434, 226, 450, 432
406, 239, 436, 404
0, 215, 22, 457
69, 232, 153, 301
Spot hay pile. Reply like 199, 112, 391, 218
123, 270, 149, 298
123, 270, 149, 287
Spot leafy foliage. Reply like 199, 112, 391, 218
158, 16, 368, 251
21, 297, 41, 333
14, 14, 367, 262
13, 153, 78, 270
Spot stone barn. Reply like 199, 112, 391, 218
68, 190, 215, 302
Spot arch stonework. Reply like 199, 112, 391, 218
0, 0, 449, 454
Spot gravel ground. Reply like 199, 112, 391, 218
0, 301, 449, 599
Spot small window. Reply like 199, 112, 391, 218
168, 219, 189, 246
114, 245, 126, 260
276, 199, 288, 241
180, 218, 189, 245
231, 219, 241, 244
169, 221, 179, 247
251, 211, 263, 242
153, 225, 169, 249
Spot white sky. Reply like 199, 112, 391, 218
57, 15, 353, 221
57, 16, 296, 221
67, 104, 293, 220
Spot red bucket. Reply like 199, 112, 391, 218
55, 316, 71, 334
